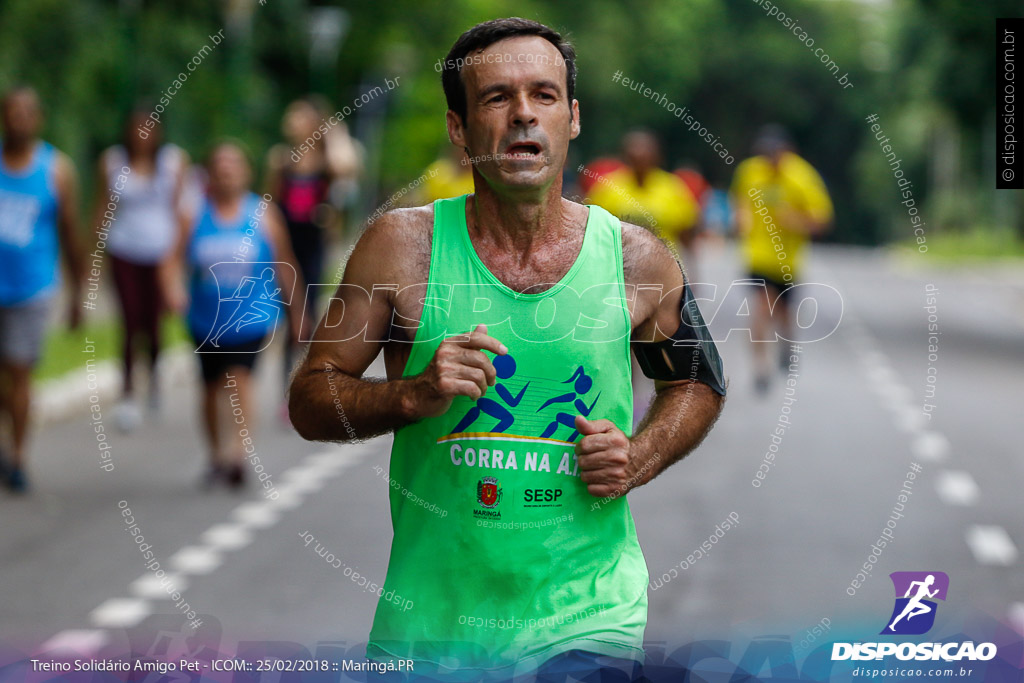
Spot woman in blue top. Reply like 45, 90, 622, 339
163, 142, 304, 489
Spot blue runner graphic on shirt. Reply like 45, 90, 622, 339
537, 366, 601, 441
452, 355, 530, 433
443, 361, 600, 444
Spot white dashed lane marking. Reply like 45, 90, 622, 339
200, 523, 254, 551
966, 525, 1019, 566
935, 470, 979, 507
42, 448, 365, 657
911, 431, 950, 462
1009, 603, 1024, 636
39, 629, 110, 656
232, 501, 281, 528
169, 546, 223, 575
841, 298, 1019, 629
90, 598, 151, 629
130, 572, 190, 599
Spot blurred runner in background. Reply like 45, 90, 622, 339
587, 130, 701, 275
0, 86, 84, 492
93, 106, 189, 431
417, 145, 474, 202
265, 97, 361, 413
674, 162, 711, 210
730, 124, 833, 394
164, 142, 303, 489
701, 181, 734, 242
577, 156, 625, 195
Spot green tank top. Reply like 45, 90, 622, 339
367, 194, 648, 677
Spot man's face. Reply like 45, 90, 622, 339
622, 132, 660, 175
448, 35, 579, 193
207, 145, 251, 197
1, 90, 42, 145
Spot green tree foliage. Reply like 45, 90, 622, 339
0, 0, 1012, 245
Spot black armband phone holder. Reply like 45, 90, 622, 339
634, 280, 727, 396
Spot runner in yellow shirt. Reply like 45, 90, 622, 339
587, 130, 700, 272
730, 125, 833, 393
419, 146, 475, 202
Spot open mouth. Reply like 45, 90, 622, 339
504, 142, 542, 160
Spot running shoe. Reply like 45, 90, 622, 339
115, 399, 142, 433
225, 463, 246, 490
6, 467, 27, 493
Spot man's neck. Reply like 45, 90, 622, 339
210, 191, 244, 219
632, 167, 650, 187
2, 138, 37, 170
467, 176, 569, 253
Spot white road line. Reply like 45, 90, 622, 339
895, 407, 927, 433
130, 573, 190, 599
879, 382, 913, 404
169, 546, 223, 575
200, 524, 253, 551
1009, 602, 1024, 636
232, 502, 281, 529
39, 629, 109, 655
911, 431, 950, 462
41, 447, 366, 653
966, 525, 1019, 566
90, 598, 151, 629
935, 470, 979, 507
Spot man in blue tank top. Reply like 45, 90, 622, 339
0, 86, 84, 493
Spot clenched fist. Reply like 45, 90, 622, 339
404, 324, 508, 420
574, 415, 643, 498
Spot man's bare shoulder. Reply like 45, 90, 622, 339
343, 204, 434, 286
620, 221, 683, 288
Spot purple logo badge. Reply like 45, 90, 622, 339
881, 571, 949, 635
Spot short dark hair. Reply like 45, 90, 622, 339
1, 84, 40, 109
206, 137, 254, 171
441, 17, 576, 124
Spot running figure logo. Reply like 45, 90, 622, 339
537, 366, 601, 441
209, 266, 282, 347
881, 571, 949, 635
452, 355, 529, 434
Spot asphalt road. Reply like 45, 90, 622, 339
1, 243, 1021, 679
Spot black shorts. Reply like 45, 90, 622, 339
191, 335, 267, 383
748, 270, 795, 299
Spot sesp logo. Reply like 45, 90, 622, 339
881, 571, 949, 635
523, 488, 563, 507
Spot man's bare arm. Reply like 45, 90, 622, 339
55, 153, 84, 328
575, 223, 725, 497
288, 209, 506, 443
627, 225, 725, 486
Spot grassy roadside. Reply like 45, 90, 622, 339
895, 227, 1024, 263
33, 315, 191, 382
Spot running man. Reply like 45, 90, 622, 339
888, 574, 939, 632
587, 129, 701, 273
289, 18, 725, 681
163, 142, 303, 489
730, 125, 832, 394
0, 86, 84, 492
